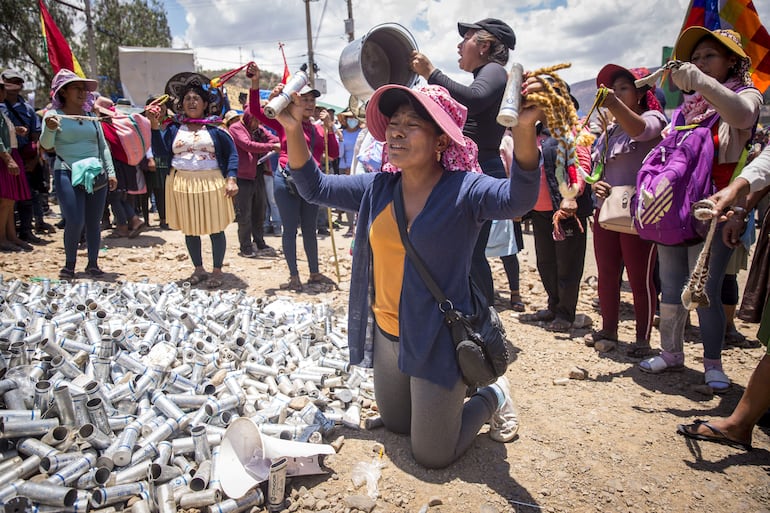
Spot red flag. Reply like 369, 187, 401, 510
39, 0, 84, 76
680, 0, 770, 92
279, 42, 290, 84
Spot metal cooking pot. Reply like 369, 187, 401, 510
338, 23, 419, 102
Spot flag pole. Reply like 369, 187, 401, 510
83, 0, 97, 76
278, 42, 290, 84
323, 129, 341, 284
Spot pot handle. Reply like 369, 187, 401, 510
366, 22, 419, 53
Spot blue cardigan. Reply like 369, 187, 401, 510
289, 159, 540, 389
151, 123, 238, 178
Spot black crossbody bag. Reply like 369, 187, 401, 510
393, 180, 511, 388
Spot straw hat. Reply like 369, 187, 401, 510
223, 109, 242, 126
674, 27, 748, 62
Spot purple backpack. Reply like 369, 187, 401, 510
632, 109, 717, 246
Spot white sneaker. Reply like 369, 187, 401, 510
489, 376, 519, 443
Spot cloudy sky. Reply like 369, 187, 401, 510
161, 0, 770, 109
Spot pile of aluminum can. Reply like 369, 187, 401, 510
0, 276, 374, 512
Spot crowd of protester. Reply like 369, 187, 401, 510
2, 17, 769, 464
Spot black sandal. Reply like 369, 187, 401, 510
519, 309, 555, 323
207, 277, 223, 289
187, 273, 208, 285
279, 275, 303, 291
308, 273, 336, 285
677, 420, 752, 451
510, 292, 525, 312
85, 266, 105, 277
59, 267, 75, 280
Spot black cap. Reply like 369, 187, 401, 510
458, 18, 516, 50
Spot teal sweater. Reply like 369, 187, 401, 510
40, 111, 115, 177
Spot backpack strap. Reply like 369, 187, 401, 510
729, 145, 751, 184
672, 107, 720, 131
3, 100, 25, 127
127, 114, 146, 151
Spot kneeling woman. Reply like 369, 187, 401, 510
275, 83, 541, 468
147, 77, 238, 288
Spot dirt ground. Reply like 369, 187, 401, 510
2, 207, 770, 513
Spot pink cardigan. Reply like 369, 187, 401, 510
228, 121, 278, 180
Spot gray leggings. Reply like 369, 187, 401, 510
373, 326, 498, 469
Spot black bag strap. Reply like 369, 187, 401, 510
393, 180, 455, 315
4, 100, 26, 127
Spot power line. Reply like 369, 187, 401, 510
179, 34, 341, 49
313, 0, 328, 48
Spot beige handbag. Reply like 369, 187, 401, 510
597, 185, 637, 234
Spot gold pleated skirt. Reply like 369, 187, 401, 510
166, 168, 235, 236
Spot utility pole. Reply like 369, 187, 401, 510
345, 0, 354, 42
83, 0, 98, 77
303, 0, 316, 87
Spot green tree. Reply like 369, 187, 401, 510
0, 0, 80, 98
85, 0, 171, 97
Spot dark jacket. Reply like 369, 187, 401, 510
290, 156, 539, 389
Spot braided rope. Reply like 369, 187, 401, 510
50, 95, 166, 123
525, 63, 583, 200
580, 87, 609, 184
55, 114, 108, 122
54, 112, 144, 123
681, 199, 718, 310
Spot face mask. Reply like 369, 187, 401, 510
346, 118, 359, 129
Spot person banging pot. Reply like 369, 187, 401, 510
410, 17, 518, 306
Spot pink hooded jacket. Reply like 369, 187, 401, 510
228, 109, 279, 180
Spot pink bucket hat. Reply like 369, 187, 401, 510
367, 84, 483, 173
366, 84, 466, 146
50, 69, 98, 110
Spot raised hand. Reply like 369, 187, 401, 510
410, 51, 435, 79
45, 115, 61, 131
145, 106, 162, 129
247, 62, 260, 89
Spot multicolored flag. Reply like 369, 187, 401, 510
680, 0, 770, 92
39, 0, 85, 77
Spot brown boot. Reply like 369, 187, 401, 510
107, 224, 130, 238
